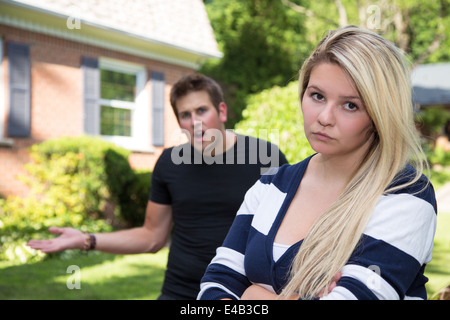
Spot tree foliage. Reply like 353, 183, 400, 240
203, 0, 450, 130
202, 0, 308, 126
281, 0, 450, 66
235, 81, 314, 164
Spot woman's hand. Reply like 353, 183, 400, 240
240, 271, 342, 300
317, 272, 342, 298
27, 227, 86, 253
241, 284, 280, 300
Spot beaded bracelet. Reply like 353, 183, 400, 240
82, 233, 97, 251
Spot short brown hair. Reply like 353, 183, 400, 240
170, 74, 224, 118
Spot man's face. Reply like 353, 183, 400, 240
176, 90, 227, 153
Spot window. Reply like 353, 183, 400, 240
82, 57, 163, 152
100, 69, 136, 137
98, 58, 150, 152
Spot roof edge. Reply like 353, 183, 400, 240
1, 0, 222, 66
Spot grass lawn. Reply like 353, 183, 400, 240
425, 168, 450, 299
0, 248, 168, 300
425, 210, 450, 299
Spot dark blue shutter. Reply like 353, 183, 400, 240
151, 71, 165, 146
82, 57, 100, 135
8, 42, 31, 137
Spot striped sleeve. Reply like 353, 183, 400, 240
321, 191, 437, 300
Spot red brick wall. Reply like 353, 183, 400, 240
0, 25, 192, 197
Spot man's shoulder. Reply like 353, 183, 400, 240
235, 133, 288, 166
159, 142, 191, 160
236, 133, 277, 146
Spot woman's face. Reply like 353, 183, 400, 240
301, 63, 374, 161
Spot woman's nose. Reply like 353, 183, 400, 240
317, 103, 335, 127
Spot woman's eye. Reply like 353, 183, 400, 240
312, 93, 325, 101
343, 102, 359, 111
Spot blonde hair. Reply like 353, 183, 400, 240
280, 26, 428, 299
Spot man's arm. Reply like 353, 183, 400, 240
28, 201, 172, 255
93, 201, 172, 254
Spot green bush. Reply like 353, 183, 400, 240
235, 81, 314, 164
416, 107, 450, 138
427, 145, 450, 167
0, 136, 151, 263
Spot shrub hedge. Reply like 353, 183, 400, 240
0, 136, 151, 263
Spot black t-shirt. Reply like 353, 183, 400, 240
149, 134, 288, 299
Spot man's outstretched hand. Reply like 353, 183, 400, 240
27, 227, 85, 253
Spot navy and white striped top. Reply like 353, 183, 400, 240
198, 155, 437, 300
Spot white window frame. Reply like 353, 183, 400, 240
0, 37, 12, 146
0, 37, 4, 140
98, 57, 152, 153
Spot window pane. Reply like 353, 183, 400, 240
101, 69, 136, 102
100, 106, 131, 136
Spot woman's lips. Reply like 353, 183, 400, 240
313, 131, 334, 141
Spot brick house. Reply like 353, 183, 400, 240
0, 0, 221, 197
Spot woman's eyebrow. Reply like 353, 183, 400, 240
307, 85, 361, 101
340, 94, 361, 101
306, 85, 324, 93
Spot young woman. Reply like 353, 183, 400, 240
197, 26, 437, 300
